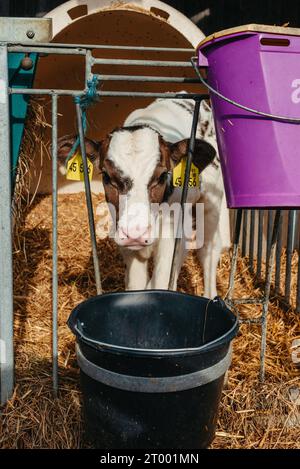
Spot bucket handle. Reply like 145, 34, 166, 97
75, 343, 231, 393
202, 296, 228, 344
191, 58, 300, 123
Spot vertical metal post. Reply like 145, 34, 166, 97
0, 44, 14, 405
168, 99, 201, 290
296, 219, 300, 313
85, 49, 93, 86
256, 210, 264, 280
249, 209, 255, 273
260, 209, 281, 382
75, 103, 102, 295
227, 209, 243, 301
52, 94, 58, 396
265, 210, 274, 277
231, 209, 237, 241
285, 209, 297, 304
275, 211, 283, 295
241, 209, 248, 258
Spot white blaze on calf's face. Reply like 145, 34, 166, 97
107, 128, 161, 247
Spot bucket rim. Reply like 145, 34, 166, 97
197, 23, 300, 52
67, 290, 239, 357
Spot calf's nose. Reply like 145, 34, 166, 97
119, 225, 152, 246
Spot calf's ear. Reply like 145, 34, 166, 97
56, 135, 101, 165
170, 138, 216, 173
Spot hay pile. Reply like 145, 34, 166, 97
0, 193, 299, 448
13, 98, 51, 226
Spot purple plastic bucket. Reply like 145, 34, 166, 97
197, 27, 300, 208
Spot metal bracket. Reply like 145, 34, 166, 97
0, 17, 52, 43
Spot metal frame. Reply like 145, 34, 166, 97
227, 209, 282, 381
0, 43, 14, 405
228, 207, 300, 380
1, 38, 297, 403
239, 208, 300, 312
0, 39, 209, 404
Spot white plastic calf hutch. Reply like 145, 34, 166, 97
29, 0, 206, 195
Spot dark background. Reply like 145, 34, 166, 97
1, 0, 300, 35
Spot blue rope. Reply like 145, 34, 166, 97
75, 75, 99, 110
65, 75, 99, 165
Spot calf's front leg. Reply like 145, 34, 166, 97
197, 229, 222, 299
148, 237, 186, 290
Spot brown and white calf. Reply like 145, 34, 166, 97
57, 96, 230, 297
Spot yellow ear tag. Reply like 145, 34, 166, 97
66, 152, 93, 182
173, 157, 200, 188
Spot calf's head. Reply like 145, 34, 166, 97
58, 127, 215, 250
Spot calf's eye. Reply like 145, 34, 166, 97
158, 172, 168, 184
102, 171, 111, 185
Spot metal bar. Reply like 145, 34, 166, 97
92, 58, 192, 67
7, 46, 87, 55
249, 209, 255, 273
231, 210, 237, 241
0, 44, 14, 405
296, 215, 300, 313
95, 74, 201, 83
231, 298, 265, 305
51, 94, 58, 396
75, 103, 102, 295
241, 209, 248, 258
285, 209, 297, 303
260, 209, 281, 382
227, 209, 243, 301
256, 210, 264, 280
265, 210, 274, 277
85, 49, 93, 87
239, 318, 262, 325
8, 43, 195, 53
168, 99, 201, 290
9, 89, 209, 99
275, 211, 283, 294
9, 89, 87, 96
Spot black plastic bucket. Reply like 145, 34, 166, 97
67, 290, 238, 449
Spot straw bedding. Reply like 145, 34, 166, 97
0, 192, 299, 449
12, 98, 51, 227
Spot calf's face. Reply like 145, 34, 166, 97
57, 127, 215, 250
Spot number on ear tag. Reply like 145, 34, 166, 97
66, 152, 93, 181
172, 157, 200, 188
